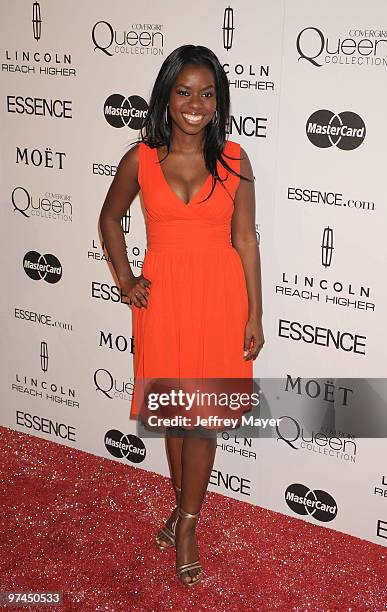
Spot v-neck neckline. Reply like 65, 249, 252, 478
154, 146, 212, 207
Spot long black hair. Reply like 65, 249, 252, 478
136, 44, 251, 200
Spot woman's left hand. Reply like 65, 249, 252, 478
243, 318, 265, 361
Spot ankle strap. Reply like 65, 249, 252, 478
178, 507, 200, 520
173, 483, 181, 493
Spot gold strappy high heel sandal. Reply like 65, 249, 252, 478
175, 507, 202, 587
154, 484, 181, 551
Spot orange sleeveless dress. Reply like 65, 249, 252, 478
130, 139, 253, 424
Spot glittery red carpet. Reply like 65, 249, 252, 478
0, 426, 386, 611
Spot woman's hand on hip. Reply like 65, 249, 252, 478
121, 274, 152, 309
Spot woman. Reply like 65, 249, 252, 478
99, 44, 264, 587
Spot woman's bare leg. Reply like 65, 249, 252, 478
165, 434, 183, 490
156, 432, 183, 547
175, 432, 217, 584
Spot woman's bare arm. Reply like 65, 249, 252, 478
99, 144, 150, 308
231, 146, 264, 359
99, 144, 140, 282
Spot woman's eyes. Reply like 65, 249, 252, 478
176, 90, 214, 97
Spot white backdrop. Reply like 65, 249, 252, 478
1, 0, 387, 547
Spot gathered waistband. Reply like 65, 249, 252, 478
146, 221, 233, 252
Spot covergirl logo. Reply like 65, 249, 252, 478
276, 415, 357, 463
296, 26, 387, 68
92, 21, 164, 57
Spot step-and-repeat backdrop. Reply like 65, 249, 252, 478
1, 0, 387, 547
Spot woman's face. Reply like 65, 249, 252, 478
168, 63, 217, 136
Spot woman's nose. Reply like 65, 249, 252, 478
187, 93, 204, 110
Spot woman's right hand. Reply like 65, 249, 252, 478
121, 274, 152, 308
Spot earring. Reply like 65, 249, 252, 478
212, 109, 218, 124
165, 104, 169, 124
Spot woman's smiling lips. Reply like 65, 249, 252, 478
181, 112, 204, 125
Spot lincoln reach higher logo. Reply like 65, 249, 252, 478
222, 6, 234, 51
32, 1, 42, 41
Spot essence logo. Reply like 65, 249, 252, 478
222, 6, 234, 51
306, 110, 366, 150
104, 94, 148, 129
104, 429, 146, 463
23, 251, 62, 283
377, 520, 387, 540
32, 1, 42, 42
210, 469, 251, 496
285, 483, 337, 522
7, 96, 72, 118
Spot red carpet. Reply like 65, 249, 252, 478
0, 425, 386, 611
